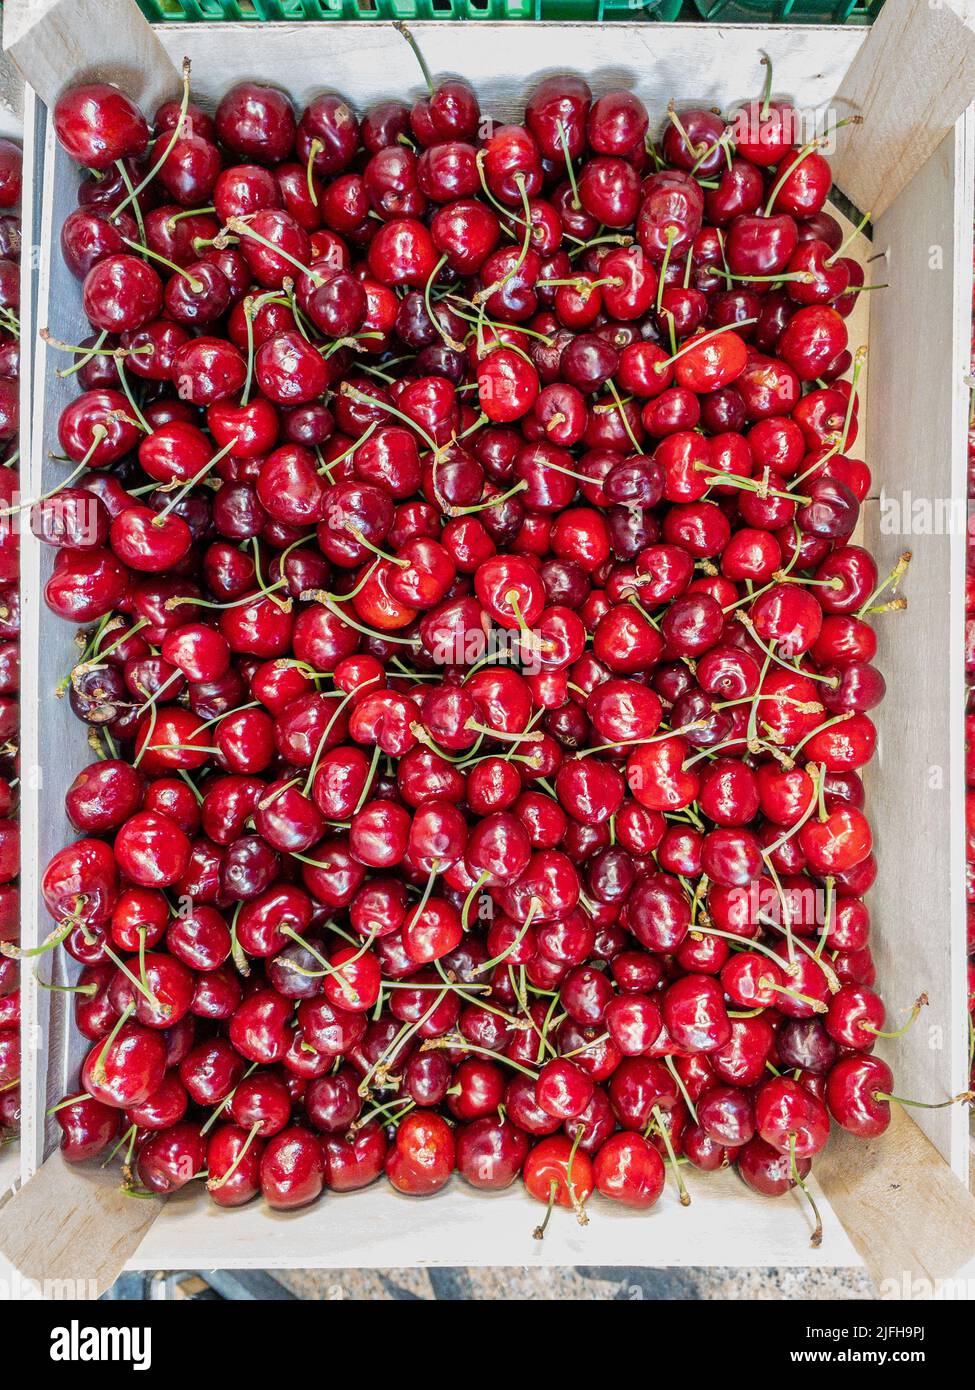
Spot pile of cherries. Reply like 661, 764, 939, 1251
34, 45, 919, 1236
0, 135, 21, 1150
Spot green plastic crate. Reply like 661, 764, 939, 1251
691, 0, 883, 20
135, 0, 687, 21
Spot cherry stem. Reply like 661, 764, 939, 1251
651, 1104, 690, 1206
315, 431, 367, 482
352, 743, 383, 816
301, 587, 418, 647
667, 105, 706, 160
762, 763, 823, 856
763, 140, 819, 219
113, 57, 191, 223
556, 120, 581, 209
36, 975, 97, 997
838, 346, 866, 453
226, 216, 324, 287
707, 265, 813, 286
154, 437, 237, 522
340, 382, 439, 455
606, 378, 643, 453
461, 869, 491, 932
305, 139, 322, 207
565, 1123, 589, 1226
207, 1120, 262, 1190
0, 455, 93, 518
789, 1134, 823, 1249
759, 977, 827, 1014
788, 709, 854, 762
862, 993, 928, 1040
657, 318, 758, 370
759, 53, 773, 121
734, 611, 839, 689
422, 1034, 539, 1081
475, 899, 541, 974
112, 161, 146, 244
533, 1179, 559, 1241
424, 254, 464, 351
349, 526, 409, 569
91, 1001, 135, 1086
663, 1053, 699, 1124
855, 548, 911, 619
1, 919, 74, 960
877, 1090, 974, 1111
475, 174, 533, 307
826, 209, 872, 266
393, 21, 435, 96
121, 235, 203, 291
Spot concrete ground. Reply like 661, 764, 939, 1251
275, 1267, 875, 1300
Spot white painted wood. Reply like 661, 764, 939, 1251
861, 110, 975, 1182
0, 1144, 18, 1210
2, 0, 180, 112
129, 1163, 861, 1272
16, 84, 44, 1188
148, 20, 865, 134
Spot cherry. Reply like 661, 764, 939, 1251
134, 1123, 205, 1195
456, 1116, 530, 1190
207, 1124, 265, 1207
524, 1135, 594, 1227
738, 1135, 811, 1197
594, 1132, 665, 1208
385, 1111, 455, 1195
260, 1127, 325, 1209
755, 1075, 830, 1157
55, 1093, 120, 1161
217, 82, 297, 164
55, 84, 149, 168
80, 1018, 167, 1109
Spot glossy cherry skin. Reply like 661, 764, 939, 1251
55, 1092, 120, 1161
455, 1117, 530, 1190
54, 84, 149, 169
206, 1124, 265, 1208
523, 1134, 595, 1214
737, 1136, 811, 1197
114, 811, 192, 888
755, 1075, 830, 1157
385, 1111, 455, 1195
826, 1055, 894, 1137
80, 1022, 168, 1109
260, 1127, 325, 1210
217, 82, 297, 165
536, 1057, 594, 1121
593, 1132, 666, 1208
137, 1123, 206, 1194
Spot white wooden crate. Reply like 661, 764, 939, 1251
3, 0, 975, 1294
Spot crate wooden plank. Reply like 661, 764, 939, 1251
832, 0, 975, 220
2, 0, 180, 112
7, 0, 971, 1274
148, 18, 865, 125
816, 1106, 975, 1295
0, 1152, 161, 1298
861, 114, 975, 1181
126, 1163, 860, 1272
